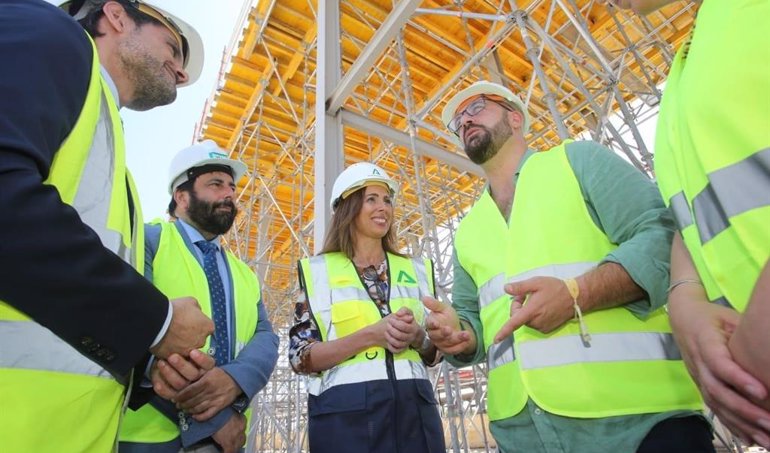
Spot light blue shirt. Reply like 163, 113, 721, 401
176, 218, 233, 328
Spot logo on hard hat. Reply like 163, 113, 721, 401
372, 169, 381, 175
209, 152, 227, 159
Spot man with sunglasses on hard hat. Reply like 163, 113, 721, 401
423, 81, 714, 452
0, 1, 213, 451
119, 141, 279, 453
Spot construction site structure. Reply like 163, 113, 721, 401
194, 1, 747, 451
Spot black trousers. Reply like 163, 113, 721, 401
637, 415, 716, 453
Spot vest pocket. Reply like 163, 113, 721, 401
330, 302, 368, 338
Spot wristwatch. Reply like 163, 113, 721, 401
232, 394, 250, 413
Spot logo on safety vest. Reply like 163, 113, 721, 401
397, 271, 416, 284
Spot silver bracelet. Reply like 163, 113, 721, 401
667, 278, 703, 295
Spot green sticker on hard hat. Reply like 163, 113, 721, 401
209, 152, 227, 159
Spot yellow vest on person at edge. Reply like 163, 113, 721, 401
299, 252, 433, 396
120, 221, 259, 443
454, 142, 702, 421
655, 0, 770, 313
0, 35, 144, 453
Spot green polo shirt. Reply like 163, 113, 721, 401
447, 140, 703, 453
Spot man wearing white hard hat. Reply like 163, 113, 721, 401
120, 141, 279, 453
0, 1, 211, 451
424, 81, 714, 452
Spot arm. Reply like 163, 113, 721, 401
0, 4, 168, 376
296, 320, 393, 373
668, 233, 770, 445
496, 142, 668, 338
577, 141, 674, 314
175, 290, 279, 421
148, 395, 244, 451
730, 261, 770, 400
426, 250, 482, 366
220, 300, 279, 400
288, 274, 396, 374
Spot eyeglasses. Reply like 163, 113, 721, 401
447, 95, 515, 136
362, 266, 389, 301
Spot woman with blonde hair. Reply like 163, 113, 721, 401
288, 162, 445, 453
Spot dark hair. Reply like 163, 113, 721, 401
167, 178, 193, 218
320, 187, 406, 259
74, 0, 163, 38
167, 165, 235, 217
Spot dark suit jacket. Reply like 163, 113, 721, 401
0, 0, 169, 378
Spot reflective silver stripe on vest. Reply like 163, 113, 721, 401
306, 256, 334, 339
329, 285, 422, 303
412, 258, 431, 298
487, 336, 515, 370
674, 148, 770, 244
71, 91, 131, 264
518, 332, 680, 370
669, 192, 693, 230
331, 286, 370, 302
0, 321, 112, 379
306, 353, 428, 396
479, 261, 597, 309
479, 273, 508, 309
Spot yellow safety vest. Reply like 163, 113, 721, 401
0, 35, 143, 453
655, 0, 770, 312
120, 221, 260, 443
455, 142, 702, 421
299, 252, 433, 396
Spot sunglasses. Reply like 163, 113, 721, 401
447, 95, 516, 136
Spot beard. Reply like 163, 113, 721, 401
119, 31, 177, 111
463, 116, 514, 165
187, 189, 238, 236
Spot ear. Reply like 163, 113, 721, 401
100, 1, 130, 34
506, 109, 524, 131
173, 189, 190, 212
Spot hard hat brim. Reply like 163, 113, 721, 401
169, 157, 248, 194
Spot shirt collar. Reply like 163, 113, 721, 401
177, 218, 220, 251
100, 65, 120, 109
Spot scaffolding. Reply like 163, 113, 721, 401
194, 1, 733, 451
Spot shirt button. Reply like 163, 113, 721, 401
534, 408, 543, 415
181, 423, 189, 432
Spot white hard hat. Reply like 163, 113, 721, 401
330, 162, 398, 211
441, 81, 530, 145
59, 0, 204, 86
167, 140, 248, 194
